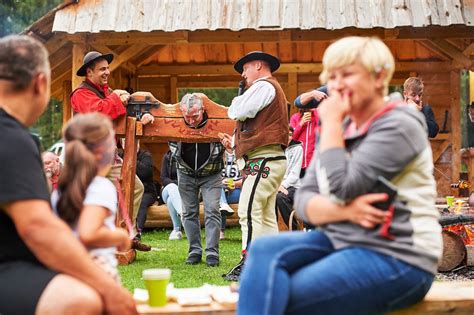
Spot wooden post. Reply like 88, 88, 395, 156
122, 117, 138, 220
62, 80, 72, 125
287, 72, 298, 117
71, 43, 86, 92
116, 117, 138, 265
451, 70, 461, 185
470, 71, 474, 104
170, 76, 178, 103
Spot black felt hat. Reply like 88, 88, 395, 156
233, 51, 280, 74
76, 51, 113, 76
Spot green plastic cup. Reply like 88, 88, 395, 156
143, 268, 171, 307
446, 196, 455, 207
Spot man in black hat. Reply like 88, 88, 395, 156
71, 51, 153, 251
220, 51, 288, 280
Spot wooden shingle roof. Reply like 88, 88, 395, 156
52, 0, 474, 34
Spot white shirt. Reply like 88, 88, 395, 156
228, 77, 276, 121
51, 176, 118, 268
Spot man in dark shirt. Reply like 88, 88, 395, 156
169, 93, 225, 267
0, 35, 136, 315
134, 145, 158, 239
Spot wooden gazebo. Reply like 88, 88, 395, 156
25, 0, 474, 197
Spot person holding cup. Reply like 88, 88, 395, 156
219, 156, 243, 239
291, 85, 327, 177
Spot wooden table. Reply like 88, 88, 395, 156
137, 302, 235, 315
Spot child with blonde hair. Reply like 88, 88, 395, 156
52, 113, 131, 282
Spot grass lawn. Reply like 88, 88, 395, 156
119, 227, 242, 292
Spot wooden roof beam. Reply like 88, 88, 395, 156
138, 63, 323, 76
45, 33, 67, 56
420, 39, 472, 69
108, 44, 148, 73
463, 42, 474, 56
89, 43, 118, 58
134, 45, 167, 68
82, 26, 474, 45
137, 62, 452, 76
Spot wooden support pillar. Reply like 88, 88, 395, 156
170, 76, 178, 103
62, 80, 72, 124
115, 119, 138, 265
287, 72, 298, 117
122, 117, 138, 220
470, 71, 474, 104
71, 42, 86, 92
451, 70, 461, 184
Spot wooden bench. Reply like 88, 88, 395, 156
144, 203, 240, 228
390, 281, 474, 315
136, 281, 473, 315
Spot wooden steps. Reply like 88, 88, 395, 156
144, 203, 240, 228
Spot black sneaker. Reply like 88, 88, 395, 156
222, 257, 245, 281
206, 256, 219, 267
185, 254, 202, 265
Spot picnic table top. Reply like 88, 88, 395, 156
137, 301, 235, 315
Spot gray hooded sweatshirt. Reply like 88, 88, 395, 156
295, 104, 442, 274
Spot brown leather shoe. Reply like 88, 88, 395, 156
132, 239, 151, 252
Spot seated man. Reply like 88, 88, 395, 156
219, 155, 242, 239
42, 151, 61, 191
0, 35, 136, 315
134, 144, 158, 241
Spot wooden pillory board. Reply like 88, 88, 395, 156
115, 95, 235, 236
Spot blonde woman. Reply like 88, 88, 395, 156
237, 37, 442, 315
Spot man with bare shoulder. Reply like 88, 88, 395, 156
0, 35, 136, 315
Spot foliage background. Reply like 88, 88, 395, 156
1, 0, 63, 150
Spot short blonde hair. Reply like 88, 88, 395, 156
319, 37, 395, 96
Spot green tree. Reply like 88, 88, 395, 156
0, 0, 61, 37
1, 0, 63, 148
178, 88, 239, 107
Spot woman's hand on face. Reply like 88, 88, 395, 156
318, 90, 350, 124
346, 193, 389, 229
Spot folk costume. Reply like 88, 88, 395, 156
230, 52, 289, 251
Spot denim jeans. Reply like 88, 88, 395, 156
238, 230, 434, 315
178, 172, 221, 258
162, 183, 182, 231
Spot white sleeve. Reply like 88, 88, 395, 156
282, 145, 303, 188
83, 177, 118, 215
228, 81, 276, 121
